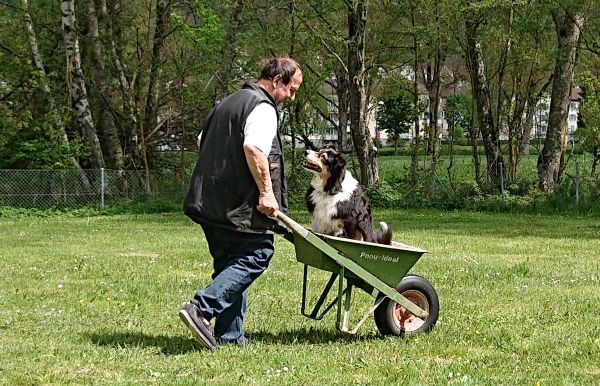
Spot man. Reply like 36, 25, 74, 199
180, 58, 302, 349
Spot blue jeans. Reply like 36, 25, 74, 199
191, 223, 274, 344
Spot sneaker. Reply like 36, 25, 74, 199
179, 303, 218, 350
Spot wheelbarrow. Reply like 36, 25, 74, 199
277, 212, 439, 337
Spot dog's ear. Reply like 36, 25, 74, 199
324, 154, 346, 194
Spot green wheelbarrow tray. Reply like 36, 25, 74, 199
278, 212, 438, 336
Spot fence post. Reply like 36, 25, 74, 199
100, 168, 105, 209
575, 159, 580, 207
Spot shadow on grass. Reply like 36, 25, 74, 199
85, 331, 201, 355
247, 327, 376, 346
85, 327, 375, 354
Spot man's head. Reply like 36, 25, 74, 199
258, 58, 303, 104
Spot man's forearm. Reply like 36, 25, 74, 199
243, 144, 273, 194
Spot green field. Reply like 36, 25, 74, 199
1, 210, 599, 384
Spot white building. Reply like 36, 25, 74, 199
532, 87, 582, 140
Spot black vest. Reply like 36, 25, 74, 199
183, 80, 288, 233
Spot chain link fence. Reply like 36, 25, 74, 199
0, 169, 154, 209
1, 153, 598, 210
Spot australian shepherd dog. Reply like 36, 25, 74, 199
302, 147, 392, 244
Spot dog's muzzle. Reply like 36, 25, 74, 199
302, 160, 322, 173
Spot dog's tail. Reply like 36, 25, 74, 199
375, 222, 393, 245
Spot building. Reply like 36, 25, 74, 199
532, 86, 582, 140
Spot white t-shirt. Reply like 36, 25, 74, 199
197, 102, 277, 155
242, 102, 278, 155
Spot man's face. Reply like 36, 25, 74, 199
271, 72, 303, 104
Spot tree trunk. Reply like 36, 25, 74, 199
289, 103, 301, 182
97, 0, 138, 148
520, 74, 552, 158
335, 68, 350, 152
537, 10, 584, 192
446, 115, 456, 192
141, 0, 172, 191
468, 97, 482, 185
520, 106, 534, 156
507, 78, 520, 181
422, 1, 443, 167
423, 60, 441, 162
86, 0, 124, 171
427, 57, 441, 166
61, 0, 105, 169
144, 0, 171, 135
212, 0, 245, 105
22, 0, 83, 171
348, 0, 378, 186
410, 4, 421, 183
507, 65, 532, 181
592, 145, 600, 176
495, 5, 513, 145
465, 17, 502, 188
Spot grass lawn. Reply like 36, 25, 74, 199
1, 210, 599, 385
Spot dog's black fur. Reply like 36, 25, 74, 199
303, 147, 392, 244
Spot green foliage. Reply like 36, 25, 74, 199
444, 92, 472, 141
0, 199, 183, 219
0, 5, 79, 169
173, 1, 225, 49
363, 180, 404, 208
376, 82, 415, 152
575, 65, 600, 154
0, 102, 79, 169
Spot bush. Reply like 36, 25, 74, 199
465, 193, 536, 213
363, 180, 405, 208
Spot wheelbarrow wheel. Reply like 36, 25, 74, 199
374, 275, 439, 337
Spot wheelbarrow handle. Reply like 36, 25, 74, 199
277, 212, 309, 238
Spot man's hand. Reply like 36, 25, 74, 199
257, 191, 279, 217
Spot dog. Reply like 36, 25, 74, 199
302, 147, 392, 244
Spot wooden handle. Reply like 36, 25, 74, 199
277, 212, 309, 238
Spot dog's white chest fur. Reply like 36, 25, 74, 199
309, 172, 358, 236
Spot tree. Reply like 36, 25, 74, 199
576, 67, 600, 175
537, 4, 586, 192
85, 0, 123, 172
20, 0, 82, 170
212, 0, 245, 105
348, 0, 378, 185
465, 12, 503, 188
444, 92, 471, 140
376, 86, 414, 155
61, 0, 105, 169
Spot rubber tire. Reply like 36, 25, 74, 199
374, 275, 439, 337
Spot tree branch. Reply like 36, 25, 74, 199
295, 15, 348, 73
0, 40, 14, 54
309, 98, 338, 128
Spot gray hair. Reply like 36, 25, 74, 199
259, 58, 302, 85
